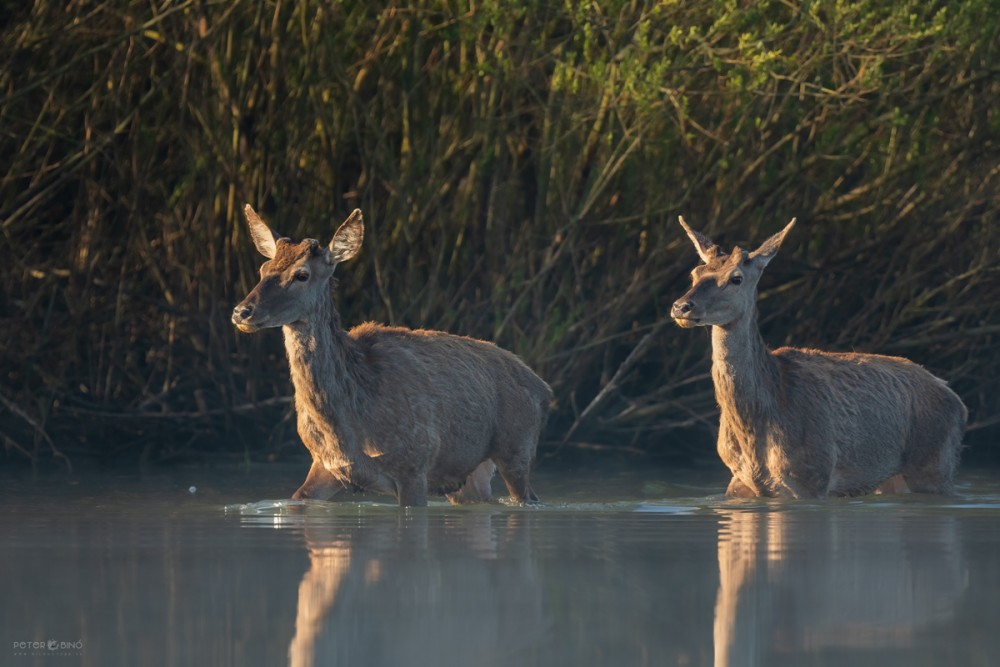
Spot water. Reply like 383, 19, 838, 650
2, 462, 999, 667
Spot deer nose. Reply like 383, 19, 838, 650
233, 303, 254, 321
671, 300, 694, 317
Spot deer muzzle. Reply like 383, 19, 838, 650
671, 298, 700, 327
232, 298, 262, 333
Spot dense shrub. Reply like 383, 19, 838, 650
1, 1, 998, 466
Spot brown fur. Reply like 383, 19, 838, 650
233, 205, 551, 507
671, 217, 965, 498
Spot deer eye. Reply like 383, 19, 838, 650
729, 274, 743, 286
293, 270, 310, 282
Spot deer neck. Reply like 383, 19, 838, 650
710, 312, 780, 428
282, 290, 364, 422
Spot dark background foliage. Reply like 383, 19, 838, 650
1, 0, 998, 469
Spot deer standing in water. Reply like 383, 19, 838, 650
671, 217, 965, 498
232, 205, 551, 507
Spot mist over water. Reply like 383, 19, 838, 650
2, 463, 999, 667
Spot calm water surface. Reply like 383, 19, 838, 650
2, 462, 999, 667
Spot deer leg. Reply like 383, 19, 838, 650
447, 459, 496, 505
292, 460, 344, 500
396, 476, 429, 508
875, 474, 910, 495
902, 458, 958, 495
496, 465, 540, 505
491, 408, 543, 505
725, 476, 756, 498
901, 417, 962, 495
490, 438, 540, 505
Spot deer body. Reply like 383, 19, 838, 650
672, 218, 965, 498
233, 206, 550, 507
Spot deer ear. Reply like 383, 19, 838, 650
748, 218, 796, 267
244, 204, 279, 259
678, 215, 719, 263
328, 209, 364, 265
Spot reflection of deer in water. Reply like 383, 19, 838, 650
713, 509, 967, 667
288, 513, 542, 667
232, 205, 551, 506
671, 217, 966, 498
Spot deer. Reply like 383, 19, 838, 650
670, 216, 966, 498
232, 204, 552, 507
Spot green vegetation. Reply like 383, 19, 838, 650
1, 1, 998, 467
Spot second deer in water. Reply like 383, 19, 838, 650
232, 205, 551, 507
671, 217, 965, 498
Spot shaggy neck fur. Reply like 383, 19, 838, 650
711, 310, 781, 434
281, 286, 365, 425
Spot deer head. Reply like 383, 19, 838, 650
671, 216, 795, 328
232, 205, 364, 332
